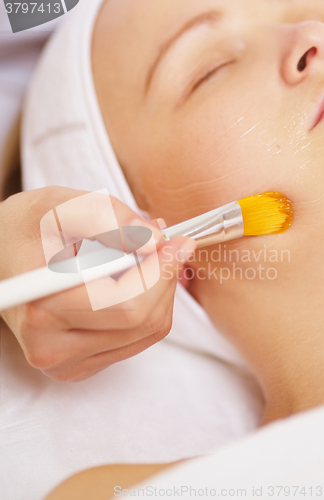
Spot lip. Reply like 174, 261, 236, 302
311, 92, 324, 131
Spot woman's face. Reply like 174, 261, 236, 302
93, 0, 324, 229
93, 1, 324, 399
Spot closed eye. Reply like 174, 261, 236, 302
191, 67, 220, 93
180, 60, 233, 105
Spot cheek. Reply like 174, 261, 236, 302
131, 100, 324, 230
172, 110, 324, 216
142, 112, 285, 223
136, 112, 263, 223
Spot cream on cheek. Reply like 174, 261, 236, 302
152, 117, 283, 216
102, 14, 324, 227
184, 112, 324, 283
263, 110, 324, 225
139, 118, 275, 223
201, 108, 321, 199
147, 108, 323, 244
125, 69, 324, 236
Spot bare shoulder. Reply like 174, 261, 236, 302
45, 463, 175, 500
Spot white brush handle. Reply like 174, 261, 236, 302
0, 252, 142, 312
0, 201, 244, 313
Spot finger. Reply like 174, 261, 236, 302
60, 284, 175, 360
110, 236, 195, 324
149, 219, 160, 229
88, 217, 163, 255
39, 237, 195, 331
36, 254, 174, 331
157, 218, 167, 229
27, 295, 174, 377
40, 189, 163, 264
177, 263, 192, 289
42, 307, 174, 382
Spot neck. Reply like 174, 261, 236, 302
187, 246, 324, 426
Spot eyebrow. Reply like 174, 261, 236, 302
145, 10, 222, 94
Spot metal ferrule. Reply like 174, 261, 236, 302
161, 201, 244, 248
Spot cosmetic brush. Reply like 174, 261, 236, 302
161, 191, 292, 248
0, 192, 292, 312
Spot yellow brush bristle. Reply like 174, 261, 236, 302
238, 192, 293, 236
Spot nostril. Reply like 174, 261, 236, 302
297, 47, 317, 71
297, 52, 307, 71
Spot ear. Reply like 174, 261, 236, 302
4, 0, 80, 33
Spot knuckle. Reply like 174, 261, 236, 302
39, 185, 68, 203
153, 309, 173, 341
142, 311, 167, 336
21, 302, 64, 334
20, 306, 67, 370
21, 303, 48, 331
26, 187, 52, 214
27, 186, 66, 215
25, 346, 53, 370
157, 319, 173, 340
5, 191, 24, 208
40, 185, 57, 199
23, 339, 66, 370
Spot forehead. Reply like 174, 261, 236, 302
99, 0, 239, 52
99, 0, 288, 34
95, 0, 290, 71
96, 0, 254, 89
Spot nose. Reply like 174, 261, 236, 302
281, 21, 324, 85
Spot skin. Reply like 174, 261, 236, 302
41, 1, 324, 497
10, 2, 324, 497
92, 0, 324, 424
44, 464, 173, 500
0, 187, 196, 381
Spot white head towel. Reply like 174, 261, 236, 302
1, 2, 263, 499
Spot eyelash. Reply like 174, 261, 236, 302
191, 66, 221, 93
187, 61, 232, 97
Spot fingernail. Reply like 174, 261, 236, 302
129, 218, 162, 245
178, 238, 197, 262
157, 218, 167, 230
